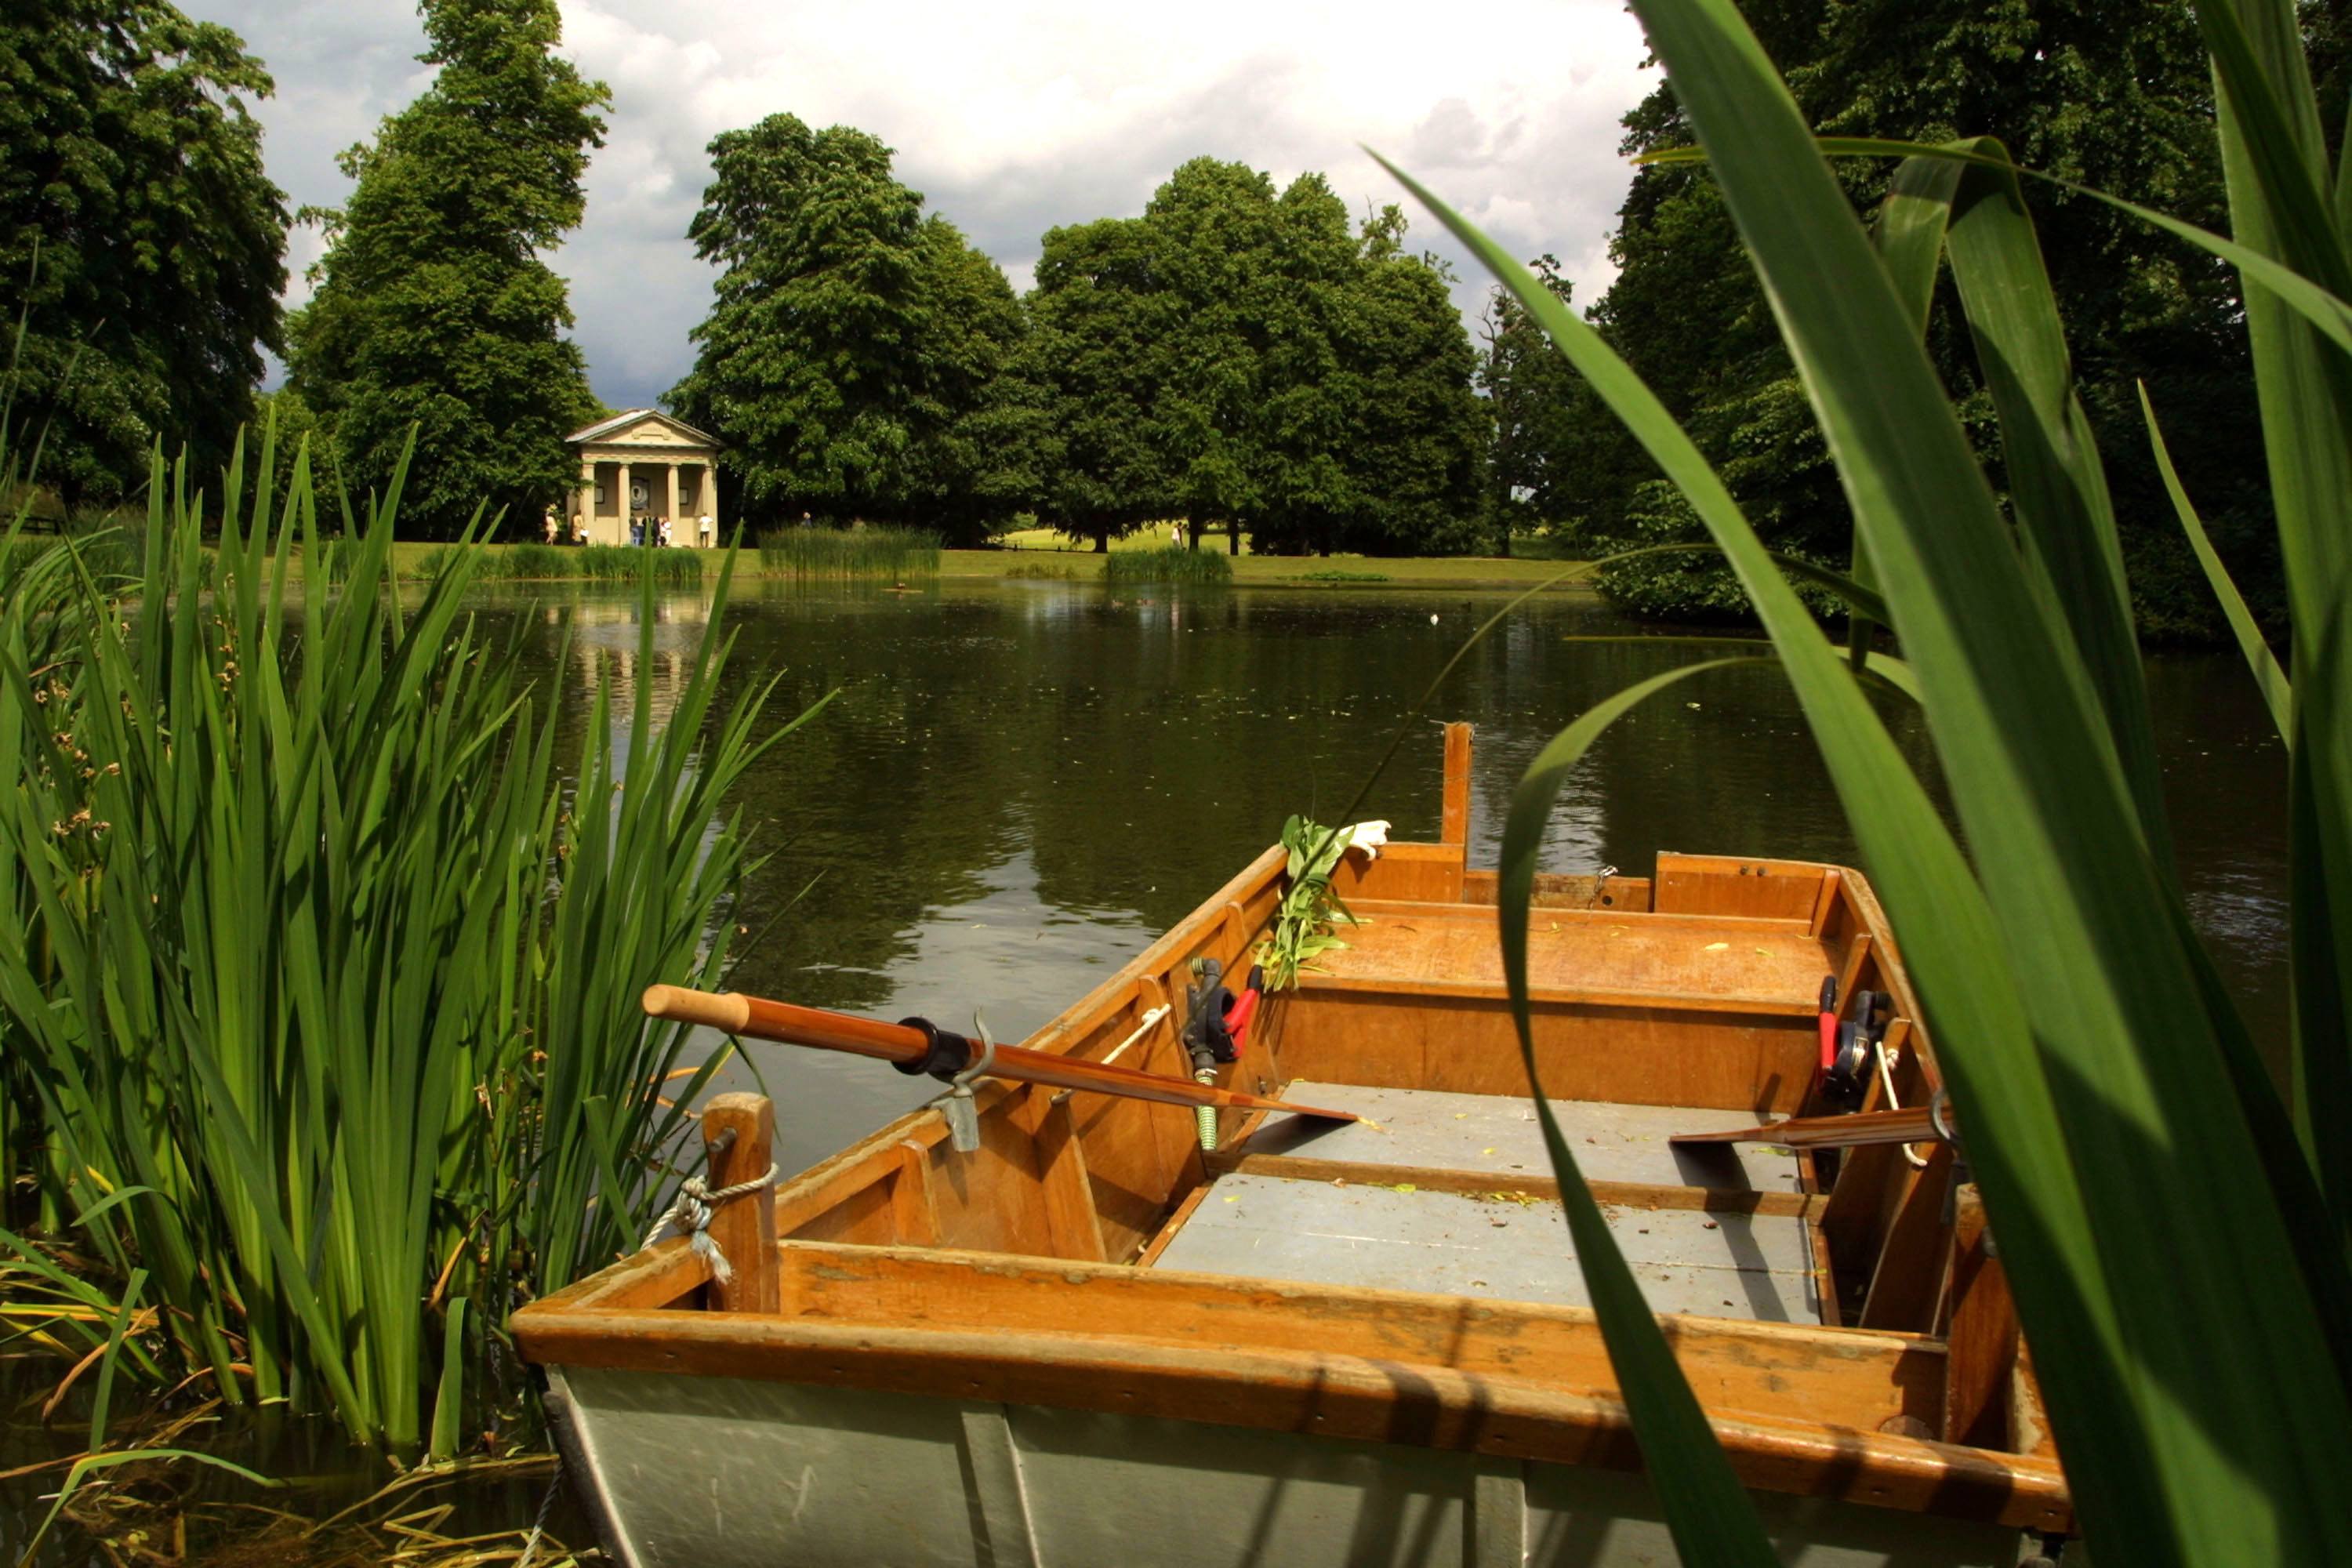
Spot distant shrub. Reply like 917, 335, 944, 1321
1002, 561, 1079, 580
1102, 547, 1233, 586
1298, 569, 1391, 583
757, 525, 942, 578
0, 521, 140, 589
412, 542, 703, 584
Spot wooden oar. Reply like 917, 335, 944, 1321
1671, 1104, 1944, 1151
641, 985, 1360, 1123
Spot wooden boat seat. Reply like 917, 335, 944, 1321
1150, 1083, 1821, 1325
1301, 900, 1836, 1015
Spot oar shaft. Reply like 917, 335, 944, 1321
641, 984, 1359, 1123
1671, 1104, 1941, 1150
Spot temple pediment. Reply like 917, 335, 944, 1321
565, 408, 720, 454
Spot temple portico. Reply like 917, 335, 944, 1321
564, 410, 723, 546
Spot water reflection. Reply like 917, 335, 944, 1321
469, 579, 2287, 1174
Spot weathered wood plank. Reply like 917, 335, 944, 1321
1441, 722, 1472, 848
700, 1094, 780, 1314
1200, 1152, 1820, 1219
1940, 1185, 2018, 1450
517, 1283, 2068, 1531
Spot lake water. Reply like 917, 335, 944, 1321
520, 577, 2290, 1176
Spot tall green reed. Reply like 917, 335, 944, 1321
1383, 0, 2352, 1560
0, 417, 809, 1454
757, 524, 942, 578
1101, 546, 1233, 586
412, 540, 705, 584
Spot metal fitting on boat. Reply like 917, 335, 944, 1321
1193, 1069, 1218, 1152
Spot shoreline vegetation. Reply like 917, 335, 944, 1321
2, 524, 1592, 589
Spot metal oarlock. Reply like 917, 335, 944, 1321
942, 1013, 998, 1153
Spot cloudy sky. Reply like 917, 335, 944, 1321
204, 0, 1658, 410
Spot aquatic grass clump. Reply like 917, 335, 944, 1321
1102, 546, 1232, 586
757, 524, 941, 578
411, 540, 704, 583
0, 419, 808, 1455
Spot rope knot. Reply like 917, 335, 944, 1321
641, 1162, 779, 1286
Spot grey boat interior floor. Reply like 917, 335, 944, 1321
1152, 1082, 1820, 1324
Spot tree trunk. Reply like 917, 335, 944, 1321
1093, 527, 1108, 554
1228, 521, 1241, 556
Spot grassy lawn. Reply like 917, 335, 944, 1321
250, 539, 1590, 590
942, 548, 1586, 587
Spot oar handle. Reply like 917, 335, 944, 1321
641, 983, 1360, 1123
643, 984, 931, 1067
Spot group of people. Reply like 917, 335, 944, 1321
541, 510, 715, 548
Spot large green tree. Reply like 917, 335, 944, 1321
666, 114, 1027, 539
1552, 0, 2268, 636
285, 0, 606, 537
0, 0, 288, 509
1023, 216, 1174, 550
1025, 160, 1484, 555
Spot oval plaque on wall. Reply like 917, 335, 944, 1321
629, 479, 650, 511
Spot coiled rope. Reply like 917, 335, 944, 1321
641, 1161, 780, 1285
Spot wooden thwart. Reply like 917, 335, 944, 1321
1203, 1149, 1821, 1219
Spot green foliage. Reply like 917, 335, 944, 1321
0, 419, 799, 1454
1475, 253, 1582, 550
757, 524, 942, 578
285, 0, 607, 539
1099, 546, 1232, 586
1023, 215, 1173, 548
1392, 0, 2352, 1557
0, 0, 289, 508
1024, 167, 1486, 556
1297, 569, 1392, 583
1557, 0, 2271, 638
1256, 817, 1371, 990
412, 541, 704, 583
666, 116, 1028, 542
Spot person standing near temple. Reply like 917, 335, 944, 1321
698, 513, 714, 548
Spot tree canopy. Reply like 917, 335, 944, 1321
1, 0, 289, 509
285, 0, 606, 537
1524, 0, 2270, 635
664, 114, 1027, 539
1025, 158, 1486, 554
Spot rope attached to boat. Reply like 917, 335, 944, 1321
641, 1162, 781, 1285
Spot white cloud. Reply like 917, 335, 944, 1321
205, 0, 1655, 405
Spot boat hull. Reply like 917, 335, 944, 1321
549, 1366, 2024, 1568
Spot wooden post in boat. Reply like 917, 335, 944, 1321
700, 1093, 780, 1314
1940, 1183, 2019, 1449
1441, 722, 1472, 849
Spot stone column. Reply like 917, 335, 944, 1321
615, 460, 633, 545
665, 461, 681, 543
701, 461, 719, 542
575, 454, 595, 543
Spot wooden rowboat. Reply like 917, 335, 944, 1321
514, 724, 2067, 1567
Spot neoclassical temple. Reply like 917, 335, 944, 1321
564, 409, 722, 545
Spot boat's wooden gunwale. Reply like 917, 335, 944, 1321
748, 841, 1289, 1254
517, 1301, 2069, 1533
